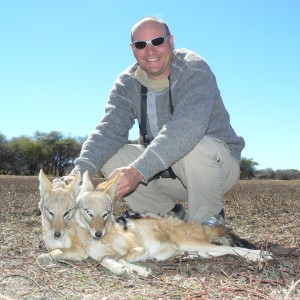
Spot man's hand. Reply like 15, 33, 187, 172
54, 175, 75, 185
108, 166, 143, 197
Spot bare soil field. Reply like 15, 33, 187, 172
0, 176, 299, 300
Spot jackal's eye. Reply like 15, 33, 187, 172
85, 209, 93, 217
103, 211, 110, 219
64, 210, 71, 218
47, 210, 54, 218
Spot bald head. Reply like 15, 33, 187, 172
131, 17, 171, 42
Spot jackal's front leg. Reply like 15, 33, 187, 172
100, 257, 127, 276
37, 248, 87, 266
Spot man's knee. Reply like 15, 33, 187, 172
101, 144, 144, 176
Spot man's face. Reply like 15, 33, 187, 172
131, 21, 174, 80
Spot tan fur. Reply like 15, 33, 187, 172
38, 170, 272, 277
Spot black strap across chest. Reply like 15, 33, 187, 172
140, 84, 148, 147
139, 78, 173, 147
139, 80, 177, 179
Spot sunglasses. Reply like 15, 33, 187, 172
132, 35, 170, 50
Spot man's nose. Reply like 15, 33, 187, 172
145, 43, 156, 53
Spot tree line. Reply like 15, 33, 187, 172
0, 131, 299, 179
239, 158, 300, 180
0, 131, 84, 176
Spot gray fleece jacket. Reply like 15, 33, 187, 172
71, 48, 245, 182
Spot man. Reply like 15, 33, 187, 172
63, 16, 245, 224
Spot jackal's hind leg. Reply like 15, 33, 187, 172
183, 245, 273, 262
119, 246, 148, 263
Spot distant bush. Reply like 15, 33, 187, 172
1, 132, 299, 179
0, 131, 82, 176
255, 168, 300, 180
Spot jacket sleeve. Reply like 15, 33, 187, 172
71, 76, 137, 178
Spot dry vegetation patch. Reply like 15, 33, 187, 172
0, 177, 299, 299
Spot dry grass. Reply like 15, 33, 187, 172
0, 176, 299, 299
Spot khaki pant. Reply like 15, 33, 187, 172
101, 136, 240, 223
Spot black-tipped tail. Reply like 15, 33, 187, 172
230, 232, 257, 250
207, 225, 257, 250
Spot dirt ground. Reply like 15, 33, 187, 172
0, 176, 299, 300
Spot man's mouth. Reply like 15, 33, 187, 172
146, 57, 159, 62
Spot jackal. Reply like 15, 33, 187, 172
74, 171, 272, 276
38, 169, 81, 263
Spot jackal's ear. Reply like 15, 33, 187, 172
105, 182, 117, 199
67, 172, 81, 197
78, 171, 94, 198
39, 169, 52, 198
98, 171, 121, 199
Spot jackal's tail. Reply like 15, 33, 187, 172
205, 225, 257, 250
228, 231, 257, 249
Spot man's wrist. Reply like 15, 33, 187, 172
130, 165, 144, 181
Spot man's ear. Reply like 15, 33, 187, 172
169, 35, 175, 50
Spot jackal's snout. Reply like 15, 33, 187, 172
54, 231, 63, 238
93, 230, 103, 240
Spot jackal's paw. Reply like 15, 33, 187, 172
132, 266, 151, 278
118, 260, 152, 277
37, 253, 56, 267
247, 249, 274, 262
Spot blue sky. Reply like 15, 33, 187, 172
1, 0, 299, 170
